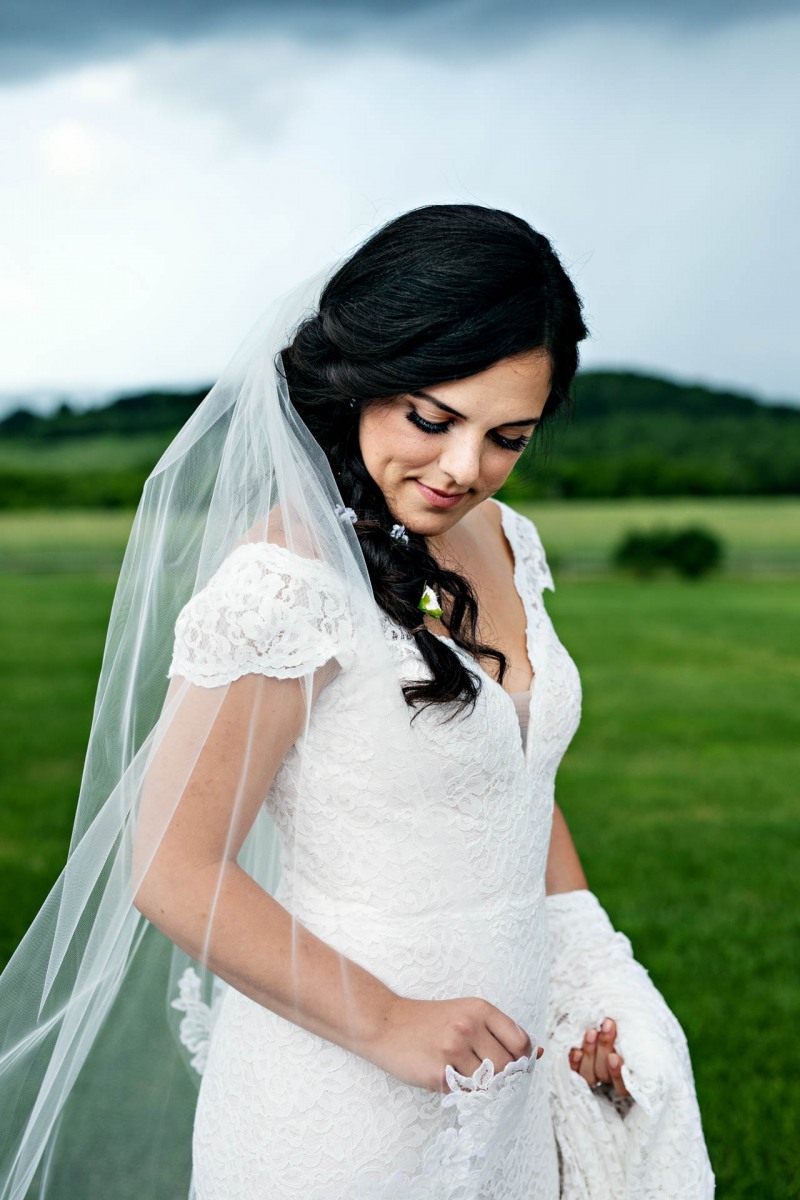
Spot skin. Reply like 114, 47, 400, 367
133, 349, 627, 1098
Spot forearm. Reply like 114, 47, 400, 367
136, 860, 396, 1061
545, 801, 588, 896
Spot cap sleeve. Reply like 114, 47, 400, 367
167, 541, 357, 688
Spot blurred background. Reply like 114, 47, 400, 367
1, 2, 798, 1196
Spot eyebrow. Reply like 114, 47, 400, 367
410, 390, 541, 427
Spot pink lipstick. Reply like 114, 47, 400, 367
414, 481, 468, 510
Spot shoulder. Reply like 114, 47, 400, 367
168, 540, 357, 688
201, 539, 350, 606
487, 497, 555, 594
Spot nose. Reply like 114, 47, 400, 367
436, 430, 483, 489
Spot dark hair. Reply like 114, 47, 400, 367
280, 203, 587, 718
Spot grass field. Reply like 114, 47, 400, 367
1, 500, 798, 1197
0, 433, 170, 474
2, 495, 798, 573
514, 496, 800, 573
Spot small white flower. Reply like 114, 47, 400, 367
417, 583, 443, 619
390, 523, 409, 545
334, 503, 358, 524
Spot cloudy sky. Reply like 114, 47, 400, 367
1, 0, 797, 412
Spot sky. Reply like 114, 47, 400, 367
1, 0, 798, 414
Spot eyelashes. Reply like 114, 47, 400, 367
405, 411, 452, 436
405, 409, 531, 453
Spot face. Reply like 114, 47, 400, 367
358, 350, 552, 539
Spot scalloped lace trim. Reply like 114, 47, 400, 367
170, 966, 228, 1075
167, 541, 357, 687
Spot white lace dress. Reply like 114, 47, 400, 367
168, 499, 714, 1200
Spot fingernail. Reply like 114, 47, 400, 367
586, 1029, 597, 1043
609, 1054, 619, 1069
601, 1018, 613, 1034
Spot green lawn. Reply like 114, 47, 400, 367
0, 432, 169, 473
1, 502, 798, 1197
2, 495, 798, 573
516, 495, 800, 573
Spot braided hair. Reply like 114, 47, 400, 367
279, 203, 587, 718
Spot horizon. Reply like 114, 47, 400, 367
2, 362, 798, 425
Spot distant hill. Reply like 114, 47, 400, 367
0, 371, 798, 508
0, 387, 209, 440
505, 371, 800, 499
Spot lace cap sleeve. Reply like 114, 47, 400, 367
498, 501, 555, 595
167, 541, 357, 688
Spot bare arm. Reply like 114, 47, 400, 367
545, 801, 589, 896
132, 669, 534, 1091
132, 668, 399, 1058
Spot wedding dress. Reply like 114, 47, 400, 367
167, 497, 715, 1200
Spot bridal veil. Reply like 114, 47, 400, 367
0, 257, 512, 1198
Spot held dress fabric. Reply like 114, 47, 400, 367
543, 890, 715, 1199
166, 500, 713, 1200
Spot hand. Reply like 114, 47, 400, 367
369, 994, 543, 1093
569, 1016, 631, 1098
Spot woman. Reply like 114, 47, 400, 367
0, 204, 714, 1199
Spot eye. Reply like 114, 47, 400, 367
492, 431, 531, 452
405, 410, 453, 435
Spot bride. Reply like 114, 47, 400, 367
0, 204, 714, 1199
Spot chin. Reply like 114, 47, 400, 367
407, 504, 474, 538
386, 480, 482, 536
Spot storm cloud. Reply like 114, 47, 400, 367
0, 2, 797, 406
2, 0, 796, 85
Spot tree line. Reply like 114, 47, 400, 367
0, 371, 798, 509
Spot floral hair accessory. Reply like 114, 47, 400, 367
417, 582, 443, 619
334, 503, 358, 524
389, 523, 409, 546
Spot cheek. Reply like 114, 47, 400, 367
362, 414, 437, 474
479, 450, 523, 494
395, 428, 439, 469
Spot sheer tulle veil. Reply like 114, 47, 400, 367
1, 256, 505, 1198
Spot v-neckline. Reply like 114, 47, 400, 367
429, 498, 537, 765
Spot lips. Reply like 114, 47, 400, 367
414, 480, 468, 509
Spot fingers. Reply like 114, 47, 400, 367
580, 1026, 599, 1084
468, 1002, 540, 1079
593, 1017, 614, 1081
608, 1051, 631, 1098
569, 1017, 631, 1098
474, 1022, 534, 1073
472, 1031, 514, 1075
484, 1006, 533, 1060
598, 1018, 631, 1097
